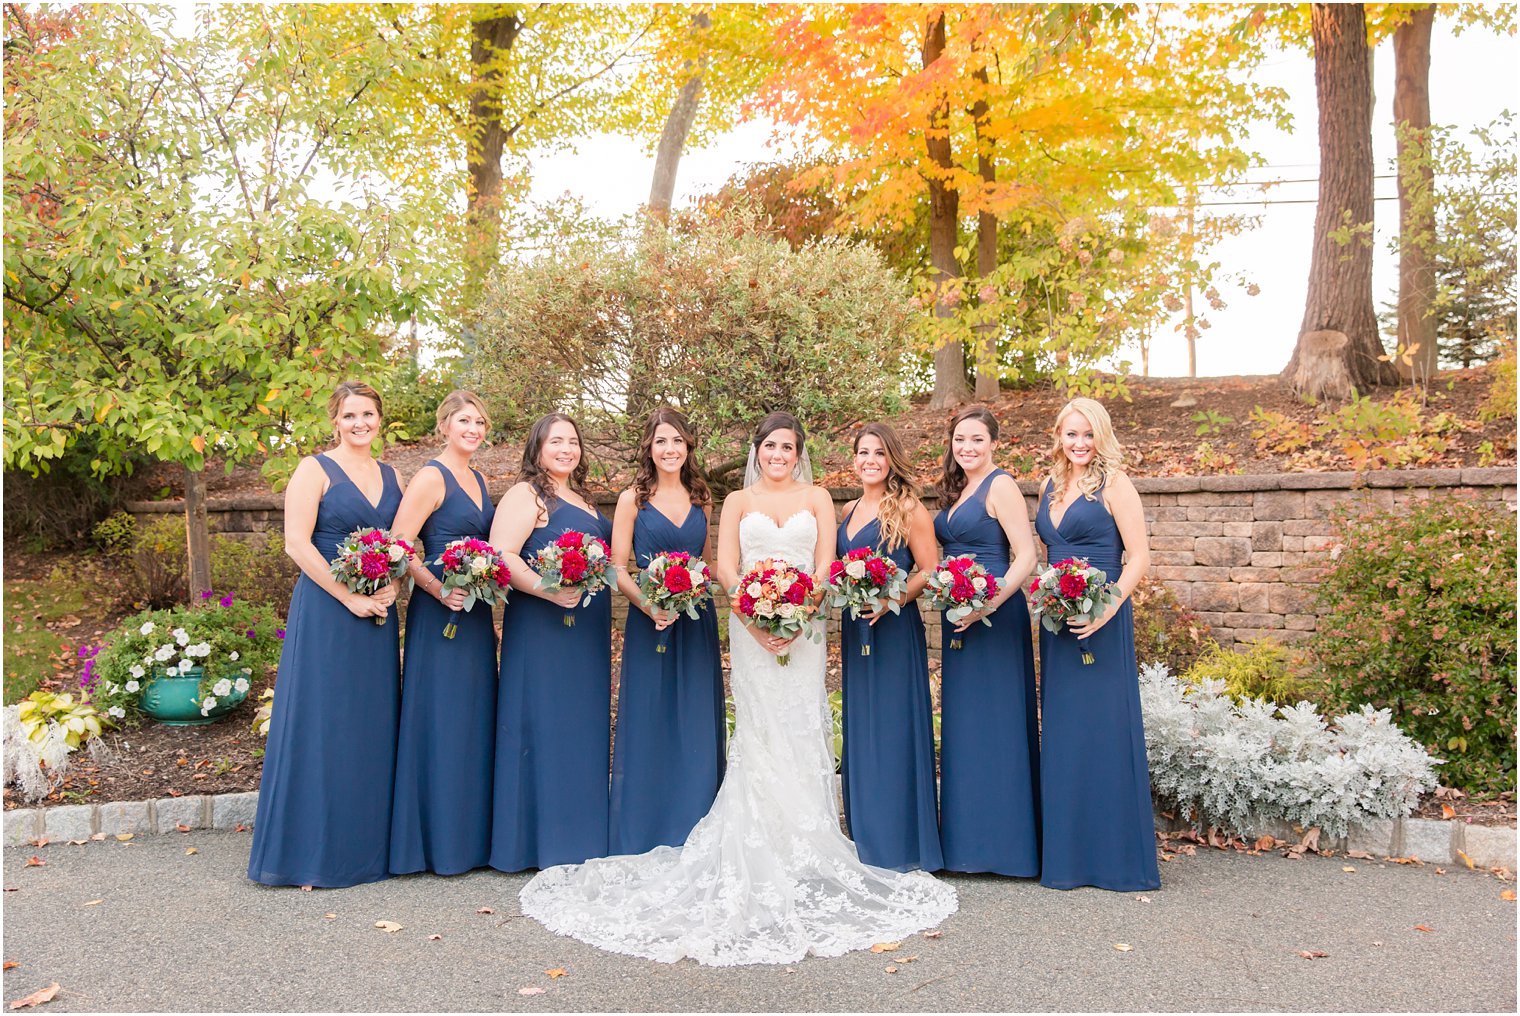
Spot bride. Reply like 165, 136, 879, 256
519, 412, 957, 966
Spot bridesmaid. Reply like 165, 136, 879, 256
836, 423, 943, 872
389, 391, 498, 876
248, 381, 403, 888
608, 408, 725, 855
489, 412, 613, 871
932, 406, 1041, 877
1035, 398, 1160, 892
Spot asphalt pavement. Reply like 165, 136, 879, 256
2, 831, 1515, 1012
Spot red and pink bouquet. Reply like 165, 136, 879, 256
329, 527, 415, 625
531, 529, 613, 627
824, 548, 907, 657
636, 551, 718, 654
732, 558, 821, 667
434, 537, 511, 639
1027, 557, 1119, 665
925, 554, 1000, 650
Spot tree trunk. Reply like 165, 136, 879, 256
971, 58, 999, 402
1394, 4, 1437, 383
465, 11, 523, 294
1283, 3, 1398, 399
648, 12, 710, 219
184, 463, 212, 600
1184, 191, 1197, 377
923, 11, 968, 410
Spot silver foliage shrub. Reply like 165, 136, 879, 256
2, 704, 112, 803
1139, 663, 1439, 837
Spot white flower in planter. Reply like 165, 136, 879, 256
173, 628, 190, 647
228, 651, 239, 662
154, 645, 175, 663
108, 706, 126, 719
140, 621, 156, 636
213, 679, 233, 698
233, 677, 250, 694
200, 695, 219, 715
124, 680, 140, 694
129, 665, 145, 680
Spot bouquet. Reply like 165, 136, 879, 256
434, 537, 511, 639
1027, 557, 1120, 665
824, 547, 907, 657
330, 527, 415, 625
732, 559, 821, 667
531, 529, 613, 627
925, 554, 1000, 651
636, 551, 718, 654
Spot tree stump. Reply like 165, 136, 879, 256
1286, 329, 1354, 402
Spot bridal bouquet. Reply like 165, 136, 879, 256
637, 551, 718, 654
531, 530, 613, 627
330, 527, 415, 625
1027, 557, 1119, 665
733, 559, 820, 667
924, 554, 1000, 650
824, 548, 906, 657
434, 537, 511, 639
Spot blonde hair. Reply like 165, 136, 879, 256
435, 389, 491, 437
1046, 397, 1123, 507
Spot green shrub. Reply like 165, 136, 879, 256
1131, 576, 1215, 674
1312, 496, 1517, 796
1182, 638, 1318, 706
91, 510, 138, 557
125, 516, 297, 609
1479, 341, 1516, 423
376, 351, 462, 443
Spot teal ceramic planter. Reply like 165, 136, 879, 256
138, 666, 248, 726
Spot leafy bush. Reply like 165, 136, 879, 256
1131, 576, 1215, 674
1141, 663, 1439, 838
376, 351, 463, 443
92, 510, 138, 557
466, 209, 909, 486
1311, 496, 1517, 795
1479, 340, 1516, 422
1182, 638, 1319, 707
1, 434, 149, 550
2, 694, 112, 802
125, 516, 297, 609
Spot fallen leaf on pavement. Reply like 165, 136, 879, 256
544, 968, 567, 979
1252, 835, 1276, 851
113, 834, 132, 842
1346, 849, 1374, 860
23, 858, 44, 868
1342, 866, 1355, 873
185, 848, 198, 856
234, 824, 248, 833
1, 963, 16, 971
1373, 940, 1383, 947
300, 885, 313, 892
176, 824, 191, 833
476, 907, 495, 915
1297, 950, 1328, 960
65, 840, 86, 847
870, 942, 900, 953
1413, 924, 1434, 933
1137, 896, 1151, 903
1501, 890, 1516, 902
27, 839, 48, 848
922, 930, 943, 939
1114, 943, 1133, 952
81, 900, 103, 907
1456, 850, 1475, 870
88, 833, 105, 842
428, 934, 442, 941
323, 914, 336, 920
884, 965, 899, 974
1434, 867, 1446, 875
517, 987, 546, 996
374, 921, 403, 933
1440, 804, 1456, 819
8, 983, 59, 1009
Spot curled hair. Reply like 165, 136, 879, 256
1045, 398, 1123, 508
434, 390, 491, 437
854, 423, 920, 552
939, 405, 1000, 504
327, 380, 383, 429
518, 412, 591, 522
633, 407, 711, 510
753, 410, 806, 449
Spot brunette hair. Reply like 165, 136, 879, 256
326, 381, 384, 430
938, 405, 1000, 504
854, 423, 920, 552
518, 412, 591, 522
753, 410, 806, 450
1045, 397, 1123, 508
434, 390, 491, 437
633, 407, 712, 510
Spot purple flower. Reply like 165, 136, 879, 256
275, 628, 286, 640
246, 629, 257, 639
219, 594, 234, 607
200, 590, 215, 600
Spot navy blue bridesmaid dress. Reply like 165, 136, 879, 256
837, 510, 943, 872
248, 453, 402, 888
490, 499, 614, 871
390, 462, 498, 876
1035, 481, 1160, 891
932, 468, 1040, 877
609, 502, 725, 855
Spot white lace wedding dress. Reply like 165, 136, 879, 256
518, 511, 957, 966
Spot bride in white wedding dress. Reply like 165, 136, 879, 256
519, 412, 957, 966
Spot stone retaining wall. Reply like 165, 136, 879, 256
126, 466, 1515, 647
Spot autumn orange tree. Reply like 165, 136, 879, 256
751, 3, 1278, 407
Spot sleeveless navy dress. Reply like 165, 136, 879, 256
1035, 481, 1160, 891
390, 461, 497, 876
248, 453, 402, 888
837, 510, 943, 872
932, 468, 1040, 877
491, 499, 614, 871
609, 502, 725, 855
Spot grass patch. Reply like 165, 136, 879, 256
3, 560, 112, 703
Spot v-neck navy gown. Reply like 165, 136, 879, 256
836, 510, 943, 872
609, 501, 725, 856
932, 468, 1040, 877
248, 453, 402, 888
490, 498, 614, 872
390, 461, 498, 876
1035, 481, 1160, 891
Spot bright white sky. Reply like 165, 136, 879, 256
526, 18, 1519, 379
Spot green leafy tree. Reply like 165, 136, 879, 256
3, 5, 442, 596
